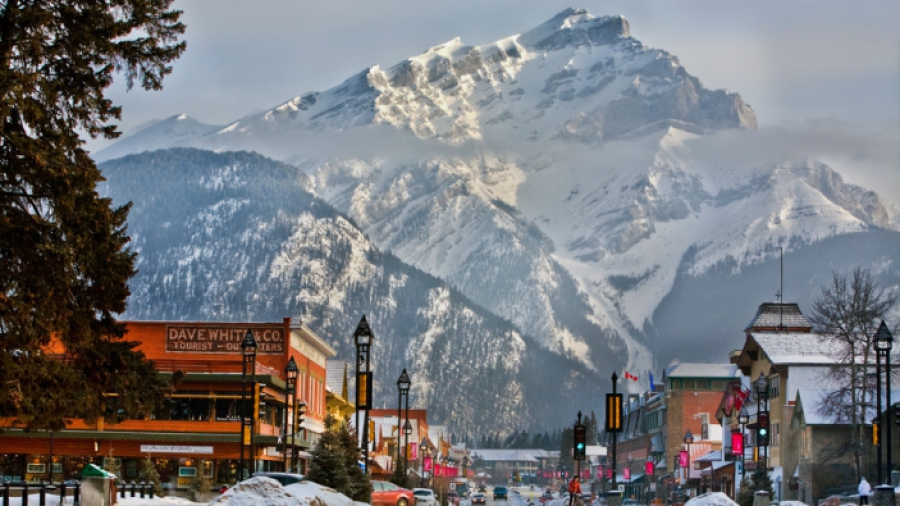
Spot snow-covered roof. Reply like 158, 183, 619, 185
745, 302, 812, 332
748, 332, 836, 365
666, 362, 740, 379
325, 360, 347, 395
795, 389, 833, 425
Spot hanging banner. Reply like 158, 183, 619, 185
410, 442, 418, 460
679, 450, 689, 468
623, 467, 631, 480
435, 463, 442, 476
424, 457, 432, 472
731, 432, 744, 456
606, 468, 613, 479
645, 461, 654, 475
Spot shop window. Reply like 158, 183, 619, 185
215, 398, 240, 421
155, 397, 210, 421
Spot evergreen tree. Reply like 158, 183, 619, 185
736, 470, 774, 506
138, 457, 162, 497
307, 415, 371, 502
188, 470, 212, 501
0, 0, 186, 431
103, 450, 120, 478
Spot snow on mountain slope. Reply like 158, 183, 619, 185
96, 9, 896, 384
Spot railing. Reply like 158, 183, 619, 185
151, 359, 279, 376
1, 481, 81, 506
117, 481, 154, 500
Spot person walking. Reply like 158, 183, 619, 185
568, 477, 582, 506
858, 477, 872, 506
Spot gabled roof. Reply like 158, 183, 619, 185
470, 449, 541, 462
794, 389, 833, 426
746, 332, 836, 365
745, 302, 812, 332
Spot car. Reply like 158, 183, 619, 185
471, 492, 487, 504
493, 486, 509, 500
540, 490, 554, 503
251, 472, 305, 486
371, 480, 415, 506
447, 491, 461, 505
413, 488, 438, 506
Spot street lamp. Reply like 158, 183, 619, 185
876, 321, 895, 480
397, 368, 411, 480
738, 407, 749, 482
683, 430, 694, 493
755, 373, 769, 473
354, 316, 374, 474
283, 356, 298, 472
240, 329, 258, 480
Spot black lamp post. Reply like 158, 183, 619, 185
876, 321, 894, 482
240, 329, 258, 480
755, 373, 768, 473
683, 430, 694, 492
738, 406, 749, 481
403, 419, 413, 478
283, 356, 298, 472
397, 368, 411, 479
354, 316, 374, 474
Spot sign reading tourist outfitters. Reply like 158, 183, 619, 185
166, 326, 284, 354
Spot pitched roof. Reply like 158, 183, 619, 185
795, 389, 833, 425
748, 332, 836, 365
326, 360, 347, 395
745, 302, 812, 332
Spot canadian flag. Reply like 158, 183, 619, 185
624, 371, 638, 381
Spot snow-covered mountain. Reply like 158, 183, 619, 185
99, 148, 608, 434
96, 9, 898, 393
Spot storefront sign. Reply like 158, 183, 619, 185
165, 326, 284, 354
140, 445, 214, 454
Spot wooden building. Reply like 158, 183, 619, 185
0, 318, 335, 489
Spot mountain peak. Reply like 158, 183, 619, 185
518, 9, 629, 50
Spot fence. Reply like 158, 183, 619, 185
1, 482, 81, 506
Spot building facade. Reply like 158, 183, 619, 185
0, 318, 335, 488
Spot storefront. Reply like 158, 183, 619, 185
0, 318, 335, 487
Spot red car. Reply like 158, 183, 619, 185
371, 481, 415, 506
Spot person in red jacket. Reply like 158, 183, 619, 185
568, 477, 582, 506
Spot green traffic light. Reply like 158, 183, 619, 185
759, 429, 767, 436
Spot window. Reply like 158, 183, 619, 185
773, 422, 780, 447
769, 376, 780, 400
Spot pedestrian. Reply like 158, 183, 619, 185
568, 477, 582, 506
859, 477, 871, 506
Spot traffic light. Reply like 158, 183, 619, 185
606, 393, 623, 432
757, 412, 769, 447
574, 424, 587, 461
894, 404, 900, 426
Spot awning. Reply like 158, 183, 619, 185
792, 465, 799, 479
656, 458, 667, 469
296, 450, 313, 459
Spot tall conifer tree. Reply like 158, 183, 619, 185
0, 0, 186, 430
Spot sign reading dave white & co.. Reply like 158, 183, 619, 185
140, 445, 214, 454
166, 326, 284, 354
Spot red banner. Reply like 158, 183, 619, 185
623, 467, 631, 480
435, 463, 442, 475
732, 432, 744, 456
645, 461, 654, 475
606, 468, 613, 479
679, 450, 689, 468
424, 457, 432, 472
410, 443, 418, 460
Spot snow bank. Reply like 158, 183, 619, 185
210, 477, 361, 506
684, 492, 739, 506
779, 501, 810, 506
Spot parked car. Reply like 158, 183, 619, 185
413, 488, 438, 506
371, 480, 415, 506
471, 492, 487, 505
251, 472, 305, 486
493, 486, 509, 500
540, 490, 554, 503
447, 491, 461, 505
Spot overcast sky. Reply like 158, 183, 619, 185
96, 0, 900, 204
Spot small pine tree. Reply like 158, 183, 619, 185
188, 471, 212, 502
337, 421, 371, 503
736, 469, 775, 506
139, 457, 163, 497
103, 450, 120, 478
307, 426, 352, 494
